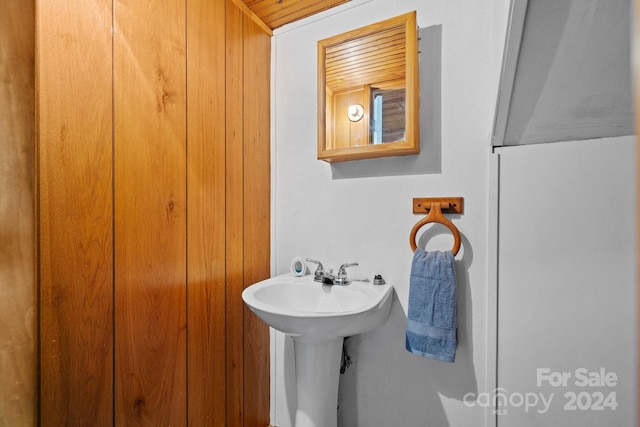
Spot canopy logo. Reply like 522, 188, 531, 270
463, 388, 553, 414
463, 367, 618, 415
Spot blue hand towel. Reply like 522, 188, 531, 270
405, 249, 457, 362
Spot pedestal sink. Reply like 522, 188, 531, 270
242, 273, 394, 427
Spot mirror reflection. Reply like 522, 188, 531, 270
318, 12, 419, 162
371, 86, 406, 144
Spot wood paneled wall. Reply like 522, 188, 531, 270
0, 1, 36, 426
36, 0, 270, 425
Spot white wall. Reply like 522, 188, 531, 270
271, 1, 510, 426
494, 137, 637, 426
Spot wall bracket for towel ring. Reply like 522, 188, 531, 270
410, 197, 463, 255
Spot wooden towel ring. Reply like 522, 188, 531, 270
409, 202, 461, 255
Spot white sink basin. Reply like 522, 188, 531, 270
242, 273, 394, 340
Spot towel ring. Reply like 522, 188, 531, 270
410, 202, 461, 255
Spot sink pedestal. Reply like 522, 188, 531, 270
241, 274, 394, 427
293, 338, 343, 427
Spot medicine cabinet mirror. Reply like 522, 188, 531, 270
317, 11, 419, 163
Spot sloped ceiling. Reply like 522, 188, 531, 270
494, 0, 634, 146
243, 0, 349, 29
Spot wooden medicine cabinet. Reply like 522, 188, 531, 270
317, 11, 419, 162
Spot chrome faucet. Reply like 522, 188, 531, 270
305, 259, 358, 285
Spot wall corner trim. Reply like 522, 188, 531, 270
229, 0, 273, 36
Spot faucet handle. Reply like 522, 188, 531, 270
338, 262, 358, 275
335, 262, 358, 285
306, 258, 324, 270
306, 258, 325, 282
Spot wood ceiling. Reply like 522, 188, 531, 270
243, 0, 349, 30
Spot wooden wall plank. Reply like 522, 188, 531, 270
186, 0, 228, 424
242, 15, 271, 427
225, 1, 246, 425
114, 0, 187, 424
0, 1, 36, 425
36, 0, 114, 425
